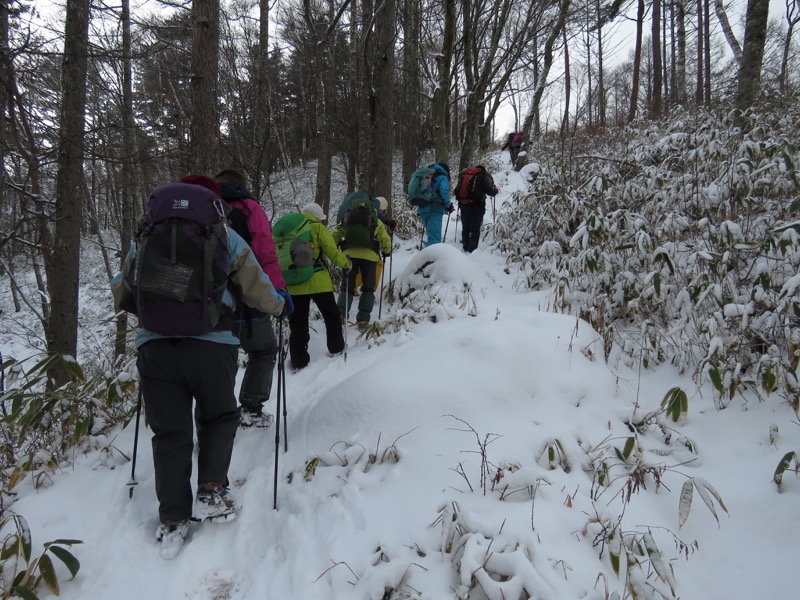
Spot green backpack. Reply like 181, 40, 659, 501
339, 192, 378, 251
273, 212, 319, 285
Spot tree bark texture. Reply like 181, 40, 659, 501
735, 0, 770, 119
47, 0, 90, 385
190, 0, 220, 174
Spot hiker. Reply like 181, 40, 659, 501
374, 196, 397, 234
285, 202, 351, 371
454, 165, 500, 253
111, 175, 291, 559
416, 162, 454, 247
510, 131, 525, 165
332, 193, 393, 326
215, 169, 287, 429
501, 131, 525, 166
500, 132, 515, 155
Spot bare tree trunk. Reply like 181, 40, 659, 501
597, 0, 605, 127
676, 0, 687, 106
116, 0, 137, 360
367, 0, 396, 199
189, 0, 220, 174
524, 0, 570, 135
629, 0, 645, 122
651, 0, 663, 117
308, 0, 333, 214
0, 0, 6, 224
561, 26, 570, 137
432, 0, 455, 161
696, 0, 704, 105
253, 0, 271, 199
401, 0, 421, 193
715, 0, 743, 65
736, 0, 770, 121
47, 0, 90, 385
704, 0, 711, 104
778, 0, 799, 94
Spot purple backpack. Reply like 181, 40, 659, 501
123, 182, 231, 335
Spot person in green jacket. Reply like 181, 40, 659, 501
287, 203, 351, 370
332, 197, 393, 326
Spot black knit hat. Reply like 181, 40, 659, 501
437, 162, 450, 177
214, 169, 247, 188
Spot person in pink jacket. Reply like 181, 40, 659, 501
214, 169, 290, 428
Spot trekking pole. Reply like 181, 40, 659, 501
444, 211, 451, 243
492, 196, 496, 221
273, 318, 285, 509
127, 385, 143, 499
378, 255, 387, 318
342, 272, 349, 362
453, 205, 460, 242
280, 319, 288, 452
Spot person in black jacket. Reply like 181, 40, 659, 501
455, 165, 499, 253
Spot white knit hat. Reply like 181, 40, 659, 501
375, 196, 388, 211
302, 202, 326, 220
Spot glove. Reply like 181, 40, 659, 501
277, 289, 294, 318
386, 217, 398, 232
446, 204, 455, 214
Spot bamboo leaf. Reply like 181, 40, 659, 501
622, 437, 635, 460
9, 585, 39, 600
2, 534, 19, 560
47, 545, 81, 579
38, 553, 59, 595
772, 451, 796, 491
14, 515, 32, 562
691, 478, 724, 526
708, 366, 724, 393
608, 531, 623, 576
678, 479, 693, 528
693, 476, 729, 515
642, 532, 676, 591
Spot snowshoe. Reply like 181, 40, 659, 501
239, 408, 274, 429
156, 519, 190, 560
194, 483, 239, 523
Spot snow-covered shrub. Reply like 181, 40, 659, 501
0, 353, 137, 492
494, 107, 800, 409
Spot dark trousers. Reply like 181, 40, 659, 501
339, 258, 378, 322
288, 292, 344, 370
460, 202, 485, 253
234, 316, 278, 410
137, 339, 239, 523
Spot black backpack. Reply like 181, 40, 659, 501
226, 204, 252, 245
119, 182, 232, 336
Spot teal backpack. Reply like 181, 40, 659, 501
273, 212, 318, 285
339, 191, 379, 250
407, 165, 436, 207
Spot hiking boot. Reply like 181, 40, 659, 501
156, 519, 190, 560
194, 483, 239, 523
239, 407, 274, 429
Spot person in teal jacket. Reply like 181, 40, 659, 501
416, 162, 454, 246
332, 205, 392, 325
286, 203, 352, 370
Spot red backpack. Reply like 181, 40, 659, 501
454, 167, 483, 203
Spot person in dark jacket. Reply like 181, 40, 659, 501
111, 176, 290, 559
214, 169, 288, 429
456, 165, 499, 253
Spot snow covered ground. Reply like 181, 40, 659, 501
2, 158, 798, 599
